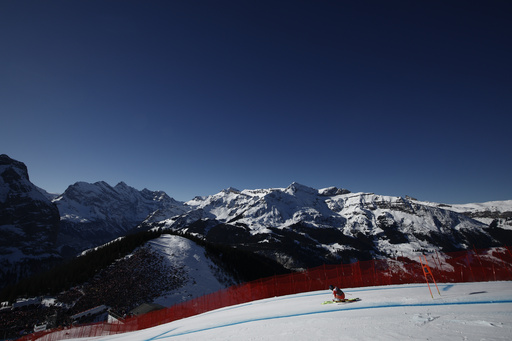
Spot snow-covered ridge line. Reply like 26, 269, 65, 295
418, 199, 512, 213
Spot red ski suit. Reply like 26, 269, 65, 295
332, 287, 345, 300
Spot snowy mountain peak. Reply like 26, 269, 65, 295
115, 181, 129, 188
284, 182, 317, 195
0, 154, 54, 205
221, 187, 241, 194
318, 186, 351, 196
0, 154, 29, 181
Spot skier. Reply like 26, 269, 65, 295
329, 285, 345, 302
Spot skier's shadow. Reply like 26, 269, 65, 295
442, 284, 454, 292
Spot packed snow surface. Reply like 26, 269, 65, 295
63, 281, 512, 340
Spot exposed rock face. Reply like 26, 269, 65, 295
0, 154, 61, 287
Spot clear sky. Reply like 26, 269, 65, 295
1, 0, 511, 204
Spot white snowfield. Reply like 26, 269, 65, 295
61, 281, 512, 341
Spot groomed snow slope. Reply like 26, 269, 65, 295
64, 281, 512, 341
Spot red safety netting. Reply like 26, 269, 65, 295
18, 246, 512, 341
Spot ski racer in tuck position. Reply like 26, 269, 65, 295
329, 285, 345, 302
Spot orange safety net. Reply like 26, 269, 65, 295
18, 247, 512, 341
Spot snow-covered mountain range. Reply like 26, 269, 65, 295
1, 154, 511, 284
145, 182, 512, 269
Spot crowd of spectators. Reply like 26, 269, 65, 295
70, 246, 187, 317
0, 246, 188, 339
0, 305, 59, 339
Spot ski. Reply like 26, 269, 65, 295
322, 298, 360, 305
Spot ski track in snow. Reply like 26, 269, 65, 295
63, 282, 512, 341
147, 283, 512, 340
147, 299, 512, 340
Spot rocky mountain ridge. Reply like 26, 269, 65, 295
0, 154, 61, 286
0, 155, 185, 287
145, 182, 512, 269
1, 154, 511, 282
54, 180, 186, 257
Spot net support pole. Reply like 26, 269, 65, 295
419, 255, 440, 299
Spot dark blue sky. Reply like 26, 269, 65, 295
2, 0, 511, 203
